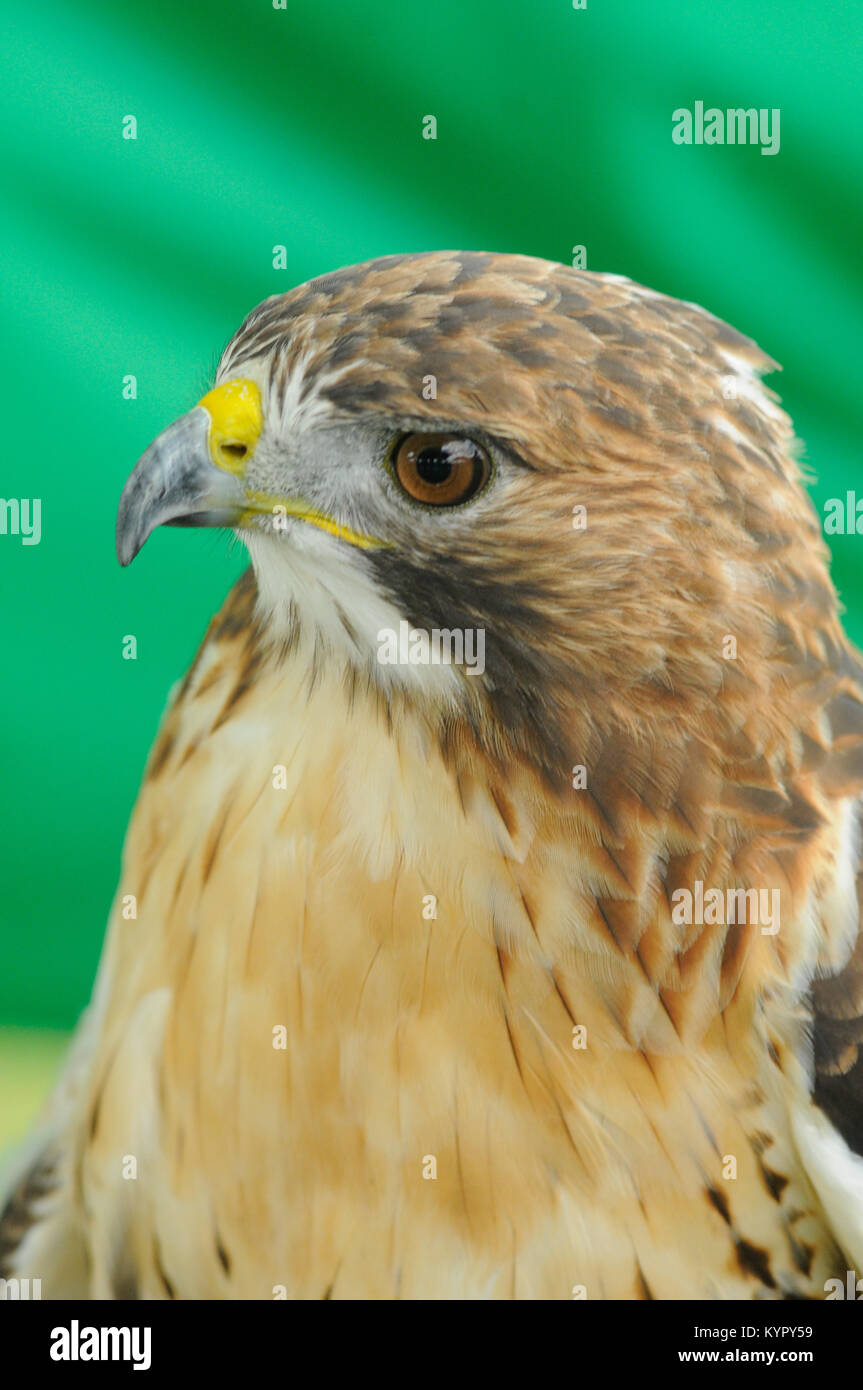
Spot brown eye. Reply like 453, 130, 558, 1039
392, 433, 490, 506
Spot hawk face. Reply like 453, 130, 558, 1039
116, 250, 830, 787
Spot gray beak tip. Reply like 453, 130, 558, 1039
116, 492, 150, 567
115, 407, 245, 568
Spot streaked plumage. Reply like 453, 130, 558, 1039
4, 250, 863, 1299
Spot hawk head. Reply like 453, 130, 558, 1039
116, 250, 834, 790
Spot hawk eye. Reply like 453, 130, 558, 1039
392, 433, 490, 507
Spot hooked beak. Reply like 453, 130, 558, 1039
116, 408, 248, 566
116, 379, 262, 566
116, 375, 387, 565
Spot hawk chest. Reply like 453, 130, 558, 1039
77, 649, 836, 1298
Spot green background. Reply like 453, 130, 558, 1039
1, 0, 861, 1141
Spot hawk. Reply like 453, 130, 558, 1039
3, 250, 863, 1300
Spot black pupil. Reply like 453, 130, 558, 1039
416, 445, 456, 485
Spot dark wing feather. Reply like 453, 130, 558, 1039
0, 1149, 57, 1277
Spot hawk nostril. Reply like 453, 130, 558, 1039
221, 441, 248, 460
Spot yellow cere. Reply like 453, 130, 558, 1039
197, 379, 263, 475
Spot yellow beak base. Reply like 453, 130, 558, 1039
197, 379, 263, 475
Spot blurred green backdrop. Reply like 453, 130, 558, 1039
1, 0, 862, 1142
